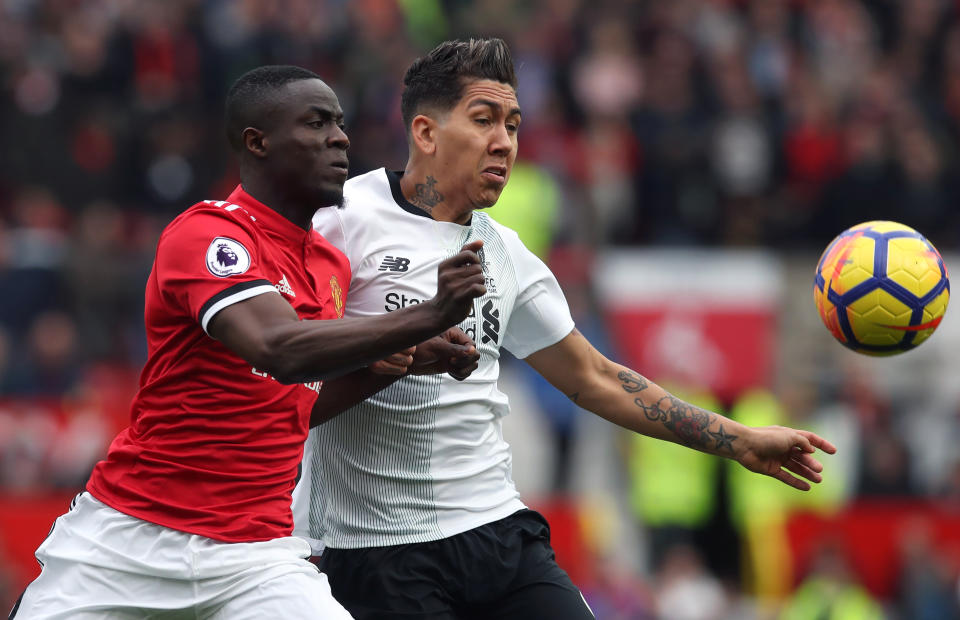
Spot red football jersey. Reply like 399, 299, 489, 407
87, 186, 350, 542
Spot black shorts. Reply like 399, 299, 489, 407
316, 509, 595, 619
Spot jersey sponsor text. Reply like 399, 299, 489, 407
384, 291, 427, 311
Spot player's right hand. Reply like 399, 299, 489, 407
430, 240, 487, 326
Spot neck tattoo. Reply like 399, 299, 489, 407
410, 175, 444, 214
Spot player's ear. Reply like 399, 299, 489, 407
410, 115, 437, 156
242, 127, 268, 158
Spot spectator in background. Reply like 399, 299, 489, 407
745, 0, 792, 105
4, 311, 81, 397
780, 543, 884, 620
708, 48, 773, 245
65, 202, 133, 362
654, 543, 728, 620
897, 524, 960, 620
632, 27, 715, 245
892, 116, 949, 233
856, 398, 916, 498
0, 402, 57, 493
779, 69, 844, 242
570, 17, 644, 244
0, 189, 68, 336
817, 109, 898, 240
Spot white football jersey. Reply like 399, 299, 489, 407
293, 169, 574, 549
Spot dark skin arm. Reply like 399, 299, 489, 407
309, 327, 480, 426
207, 241, 486, 384
308, 368, 399, 427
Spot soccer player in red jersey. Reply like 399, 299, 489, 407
11, 66, 485, 619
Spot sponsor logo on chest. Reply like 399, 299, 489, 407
480, 299, 500, 344
377, 247, 505, 348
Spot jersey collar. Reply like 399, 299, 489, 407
225, 185, 311, 242
385, 170, 472, 227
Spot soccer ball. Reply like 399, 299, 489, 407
814, 221, 950, 356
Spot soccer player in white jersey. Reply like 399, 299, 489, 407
293, 39, 837, 619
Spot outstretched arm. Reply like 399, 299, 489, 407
525, 329, 837, 490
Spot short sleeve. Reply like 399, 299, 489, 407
312, 206, 351, 268
501, 239, 575, 359
156, 209, 278, 333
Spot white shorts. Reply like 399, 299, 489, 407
12, 492, 352, 619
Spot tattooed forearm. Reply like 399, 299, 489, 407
657, 398, 714, 448
616, 368, 739, 453
410, 176, 444, 213
618, 370, 648, 393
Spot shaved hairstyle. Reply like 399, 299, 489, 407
400, 38, 517, 133
225, 65, 324, 151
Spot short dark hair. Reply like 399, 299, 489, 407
400, 38, 517, 131
225, 65, 323, 151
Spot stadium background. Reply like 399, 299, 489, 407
2, 0, 960, 617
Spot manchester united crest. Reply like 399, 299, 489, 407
330, 275, 344, 318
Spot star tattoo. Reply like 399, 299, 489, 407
708, 425, 738, 453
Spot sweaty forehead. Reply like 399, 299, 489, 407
459, 80, 519, 111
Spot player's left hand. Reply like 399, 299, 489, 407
736, 426, 838, 491
409, 327, 480, 380
369, 347, 416, 375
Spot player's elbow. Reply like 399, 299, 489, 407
258, 349, 307, 385
242, 334, 303, 384
256, 357, 306, 385
254, 337, 343, 384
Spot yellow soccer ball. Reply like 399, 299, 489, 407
814, 221, 950, 355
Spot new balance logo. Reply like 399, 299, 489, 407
378, 256, 411, 272
275, 274, 296, 297
481, 299, 500, 345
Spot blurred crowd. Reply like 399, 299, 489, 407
3, 0, 960, 617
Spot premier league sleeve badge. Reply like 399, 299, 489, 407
205, 237, 251, 277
